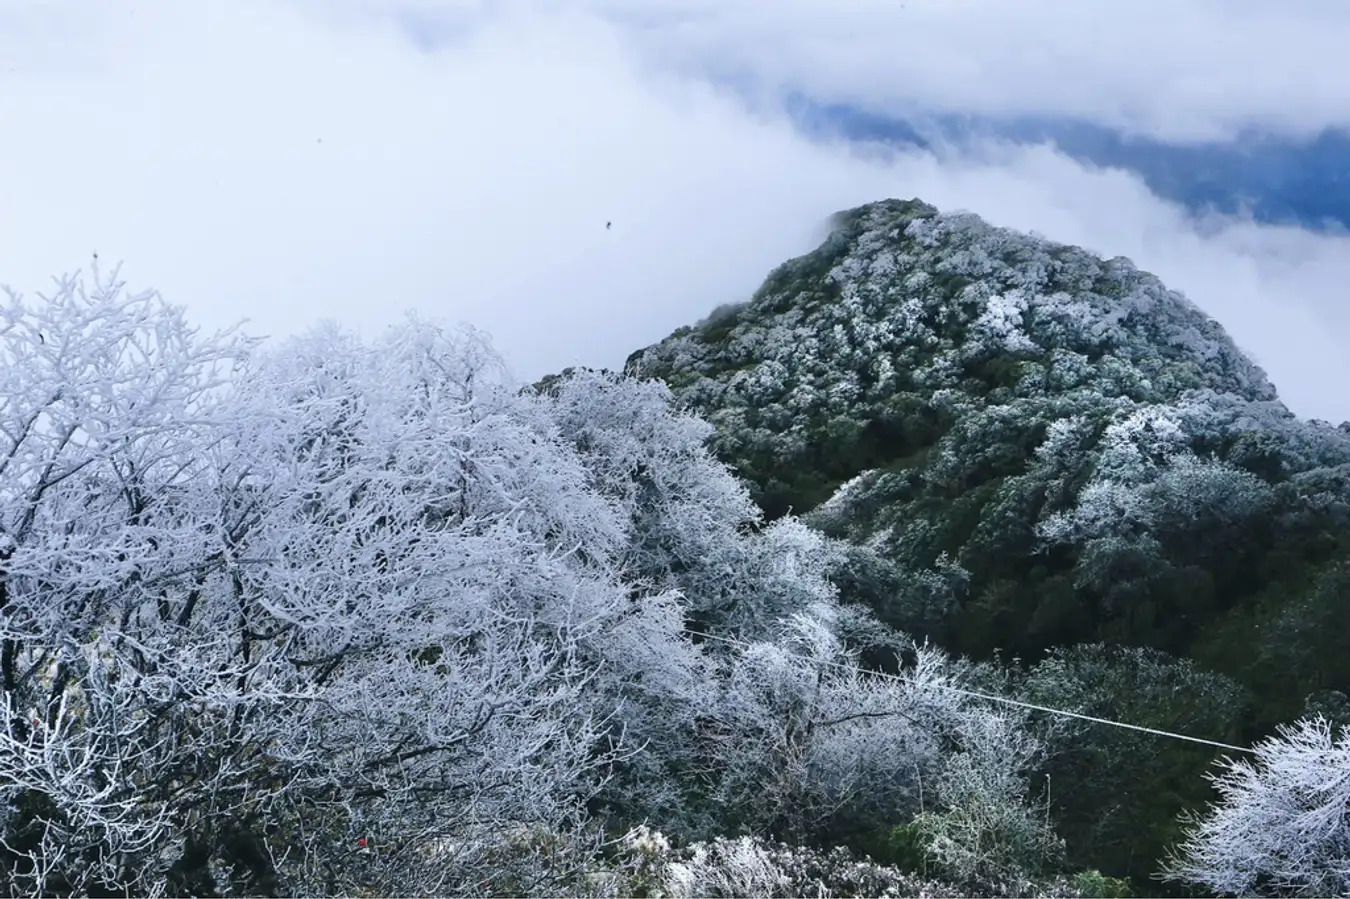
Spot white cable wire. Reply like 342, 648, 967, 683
693, 630, 1256, 755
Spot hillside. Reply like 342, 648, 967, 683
627, 198, 1350, 880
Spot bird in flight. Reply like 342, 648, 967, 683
606, 221, 612, 230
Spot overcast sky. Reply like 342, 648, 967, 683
3, 0, 1349, 420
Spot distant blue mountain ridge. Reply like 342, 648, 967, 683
790, 98, 1350, 233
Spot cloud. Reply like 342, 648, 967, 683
376, 0, 1350, 144
2, 0, 1348, 423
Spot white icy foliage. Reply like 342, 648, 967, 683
810, 469, 882, 525
914, 710, 1063, 887
1034, 415, 1096, 467
1086, 405, 1190, 484
1039, 402, 1274, 545
710, 621, 944, 838
0, 289, 648, 888
1039, 480, 1153, 545
973, 290, 1038, 354
610, 825, 983, 899
541, 368, 843, 641
631, 199, 1283, 556
706, 615, 1056, 873
1165, 716, 1350, 897
0, 269, 266, 894
542, 371, 753, 579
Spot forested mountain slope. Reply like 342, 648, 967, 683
627, 199, 1350, 881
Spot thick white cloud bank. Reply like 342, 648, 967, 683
2, 0, 1349, 420
347, 0, 1350, 143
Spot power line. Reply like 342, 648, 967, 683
693, 630, 1256, 755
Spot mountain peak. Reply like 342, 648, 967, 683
628, 198, 1280, 517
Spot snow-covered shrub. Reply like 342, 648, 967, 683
913, 709, 1063, 888
1164, 716, 1350, 897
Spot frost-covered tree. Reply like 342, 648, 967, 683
216, 321, 664, 895
0, 268, 263, 894
538, 368, 843, 641
706, 612, 946, 841
533, 368, 857, 835
912, 710, 1063, 889
699, 612, 1061, 881
0, 276, 712, 895
1163, 716, 1350, 897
